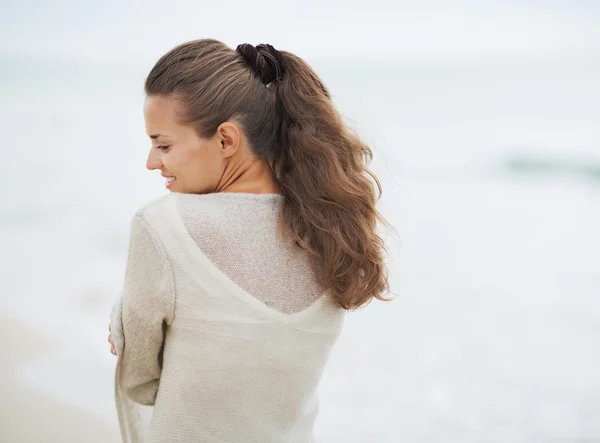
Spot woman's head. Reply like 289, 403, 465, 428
144, 39, 390, 309
144, 40, 280, 194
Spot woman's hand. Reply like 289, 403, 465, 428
108, 325, 117, 356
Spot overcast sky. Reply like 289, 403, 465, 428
1, 0, 599, 63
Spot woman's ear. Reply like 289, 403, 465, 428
216, 122, 241, 158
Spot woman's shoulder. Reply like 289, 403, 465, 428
133, 192, 174, 218
131, 191, 218, 215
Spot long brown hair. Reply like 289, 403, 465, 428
145, 39, 390, 310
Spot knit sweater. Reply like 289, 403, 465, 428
109, 192, 346, 443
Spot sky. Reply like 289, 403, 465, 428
1, 0, 599, 64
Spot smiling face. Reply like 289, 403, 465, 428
144, 95, 226, 194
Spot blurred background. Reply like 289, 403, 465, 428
1, 1, 599, 442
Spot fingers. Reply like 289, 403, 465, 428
108, 334, 117, 356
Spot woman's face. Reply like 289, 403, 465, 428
144, 95, 225, 194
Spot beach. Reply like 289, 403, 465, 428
0, 50, 599, 441
0, 317, 120, 443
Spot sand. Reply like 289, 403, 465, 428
0, 317, 120, 443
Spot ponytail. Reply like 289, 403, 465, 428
272, 52, 390, 309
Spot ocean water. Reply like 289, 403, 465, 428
1, 54, 599, 442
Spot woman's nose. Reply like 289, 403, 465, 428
146, 149, 162, 170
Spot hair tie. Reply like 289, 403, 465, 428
236, 43, 285, 85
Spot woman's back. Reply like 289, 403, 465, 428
113, 192, 346, 443
178, 192, 326, 314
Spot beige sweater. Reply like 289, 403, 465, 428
110, 192, 345, 443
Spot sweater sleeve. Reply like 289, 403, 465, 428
110, 212, 176, 406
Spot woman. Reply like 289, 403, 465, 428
109, 39, 389, 443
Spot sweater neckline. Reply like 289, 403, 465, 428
174, 191, 283, 201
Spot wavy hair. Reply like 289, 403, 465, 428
145, 39, 390, 309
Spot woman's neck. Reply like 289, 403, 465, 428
217, 158, 281, 195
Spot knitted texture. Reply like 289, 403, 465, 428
110, 192, 345, 443
177, 192, 326, 314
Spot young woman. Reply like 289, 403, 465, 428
109, 39, 389, 443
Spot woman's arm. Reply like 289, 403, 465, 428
110, 212, 175, 406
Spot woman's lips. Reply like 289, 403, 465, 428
165, 177, 176, 188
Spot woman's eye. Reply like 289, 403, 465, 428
157, 145, 170, 151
